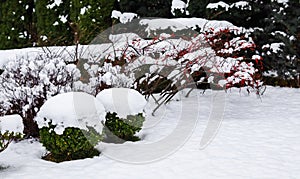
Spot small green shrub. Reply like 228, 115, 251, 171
0, 131, 23, 153
102, 112, 145, 143
39, 122, 102, 163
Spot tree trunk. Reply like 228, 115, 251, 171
22, 109, 39, 138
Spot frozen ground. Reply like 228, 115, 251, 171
0, 86, 299, 179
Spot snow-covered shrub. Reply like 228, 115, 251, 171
83, 21, 263, 105
0, 131, 23, 153
78, 61, 134, 96
134, 73, 176, 98
35, 92, 106, 162
96, 88, 147, 143
0, 115, 24, 152
203, 0, 300, 86
0, 52, 80, 137
102, 112, 145, 143
204, 28, 264, 92
39, 126, 101, 162
96, 88, 147, 118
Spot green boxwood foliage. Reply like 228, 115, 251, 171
39, 122, 102, 163
102, 112, 145, 143
0, 131, 23, 153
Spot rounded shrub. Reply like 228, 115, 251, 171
39, 123, 102, 163
35, 92, 106, 162
102, 112, 145, 143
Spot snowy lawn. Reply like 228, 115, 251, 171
0, 86, 299, 179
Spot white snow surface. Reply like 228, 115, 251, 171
96, 88, 147, 118
1, 86, 300, 178
46, 0, 62, 9
0, 115, 24, 133
207, 1, 230, 11
140, 18, 236, 35
111, 10, 137, 24
171, 0, 187, 15
262, 43, 285, 53
34, 92, 105, 134
0, 45, 86, 68
207, 1, 251, 11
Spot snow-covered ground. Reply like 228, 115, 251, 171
1, 86, 299, 179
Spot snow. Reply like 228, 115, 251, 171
46, 0, 62, 9
108, 33, 141, 43
80, 7, 89, 15
263, 70, 279, 77
207, 1, 251, 11
263, 43, 284, 53
140, 18, 235, 36
270, 43, 284, 52
0, 87, 300, 178
111, 10, 137, 24
207, 1, 230, 11
96, 88, 147, 118
0, 115, 24, 133
275, 0, 289, 4
231, 1, 251, 10
0, 12, 298, 178
171, 0, 187, 15
59, 15, 68, 23
0, 45, 86, 68
34, 92, 105, 134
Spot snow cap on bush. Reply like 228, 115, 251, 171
0, 115, 24, 133
96, 88, 147, 118
35, 92, 105, 135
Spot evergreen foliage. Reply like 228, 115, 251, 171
116, 0, 173, 18
40, 123, 101, 162
0, 0, 36, 49
0, 0, 114, 49
102, 112, 145, 143
0, 131, 23, 153
187, 0, 299, 84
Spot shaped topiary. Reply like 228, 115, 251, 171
96, 88, 147, 143
102, 112, 145, 143
35, 92, 106, 162
39, 122, 102, 162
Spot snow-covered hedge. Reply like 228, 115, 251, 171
0, 52, 80, 137
81, 23, 263, 101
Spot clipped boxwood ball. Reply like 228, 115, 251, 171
35, 92, 106, 162
102, 112, 145, 143
40, 123, 102, 162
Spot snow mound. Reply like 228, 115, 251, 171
139, 18, 235, 35
35, 92, 105, 135
0, 115, 24, 133
111, 10, 137, 24
96, 88, 147, 118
